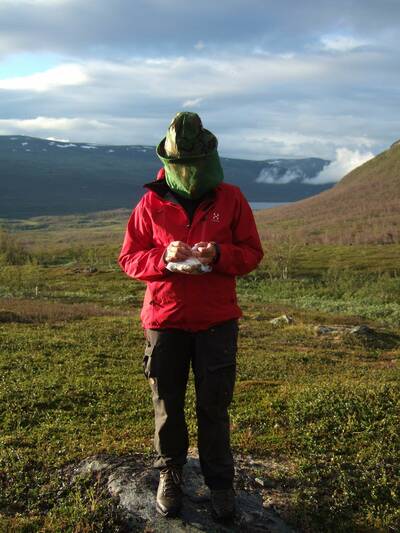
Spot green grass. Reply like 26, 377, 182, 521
1, 246, 400, 531
240, 269, 400, 326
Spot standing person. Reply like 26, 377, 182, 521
119, 112, 263, 520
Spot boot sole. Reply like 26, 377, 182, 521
156, 501, 181, 518
211, 508, 236, 522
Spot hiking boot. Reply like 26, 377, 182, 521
156, 465, 183, 517
210, 487, 236, 520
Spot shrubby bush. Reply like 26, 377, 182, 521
0, 230, 31, 265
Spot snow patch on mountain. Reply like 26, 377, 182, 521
46, 137, 70, 143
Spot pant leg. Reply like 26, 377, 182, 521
192, 319, 238, 489
144, 329, 193, 468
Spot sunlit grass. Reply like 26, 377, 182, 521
1, 246, 399, 531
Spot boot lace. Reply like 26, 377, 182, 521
160, 467, 182, 497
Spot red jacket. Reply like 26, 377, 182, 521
119, 169, 264, 331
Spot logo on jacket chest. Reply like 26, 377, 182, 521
211, 211, 220, 223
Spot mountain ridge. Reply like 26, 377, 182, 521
0, 135, 331, 218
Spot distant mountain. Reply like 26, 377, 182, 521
256, 142, 400, 244
0, 135, 331, 218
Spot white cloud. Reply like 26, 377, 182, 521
256, 167, 305, 184
0, 116, 110, 134
0, 64, 88, 91
0, 116, 163, 145
305, 148, 374, 184
182, 97, 203, 108
320, 34, 369, 52
0, 51, 394, 159
221, 123, 377, 160
252, 46, 271, 56
84, 54, 322, 101
194, 41, 205, 50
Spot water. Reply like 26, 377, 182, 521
250, 201, 291, 211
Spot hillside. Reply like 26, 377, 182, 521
256, 142, 400, 244
0, 135, 330, 218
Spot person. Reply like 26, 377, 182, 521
118, 112, 263, 520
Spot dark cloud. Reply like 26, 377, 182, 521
1, 0, 400, 58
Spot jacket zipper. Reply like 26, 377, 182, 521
159, 197, 216, 331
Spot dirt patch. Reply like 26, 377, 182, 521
0, 298, 128, 323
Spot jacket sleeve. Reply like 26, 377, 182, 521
213, 190, 264, 276
118, 196, 168, 282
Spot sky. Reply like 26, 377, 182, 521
0, 0, 399, 180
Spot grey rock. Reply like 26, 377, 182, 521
348, 325, 373, 336
314, 325, 339, 335
315, 324, 376, 337
269, 315, 294, 326
71, 453, 296, 532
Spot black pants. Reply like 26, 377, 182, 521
143, 319, 238, 489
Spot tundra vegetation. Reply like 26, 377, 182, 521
0, 222, 399, 532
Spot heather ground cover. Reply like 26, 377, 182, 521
0, 233, 399, 532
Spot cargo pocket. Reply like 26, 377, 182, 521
143, 341, 159, 398
142, 342, 154, 379
208, 361, 236, 409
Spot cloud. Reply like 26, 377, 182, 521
0, 64, 88, 91
254, 147, 375, 185
256, 166, 305, 184
305, 148, 374, 184
0, 0, 400, 161
0, 116, 111, 134
0, 116, 164, 145
1, 0, 398, 60
182, 97, 203, 108
320, 34, 370, 52
0, 53, 326, 110
0, 48, 394, 160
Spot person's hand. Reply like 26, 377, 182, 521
164, 241, 192, 263
192, 242, 217, 265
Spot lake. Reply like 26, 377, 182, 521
250, 201, 291, 211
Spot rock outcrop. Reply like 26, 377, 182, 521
68, 452, 295, 532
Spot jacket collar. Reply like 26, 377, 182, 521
144, 170, 217, 207
144, 177, 171, 198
